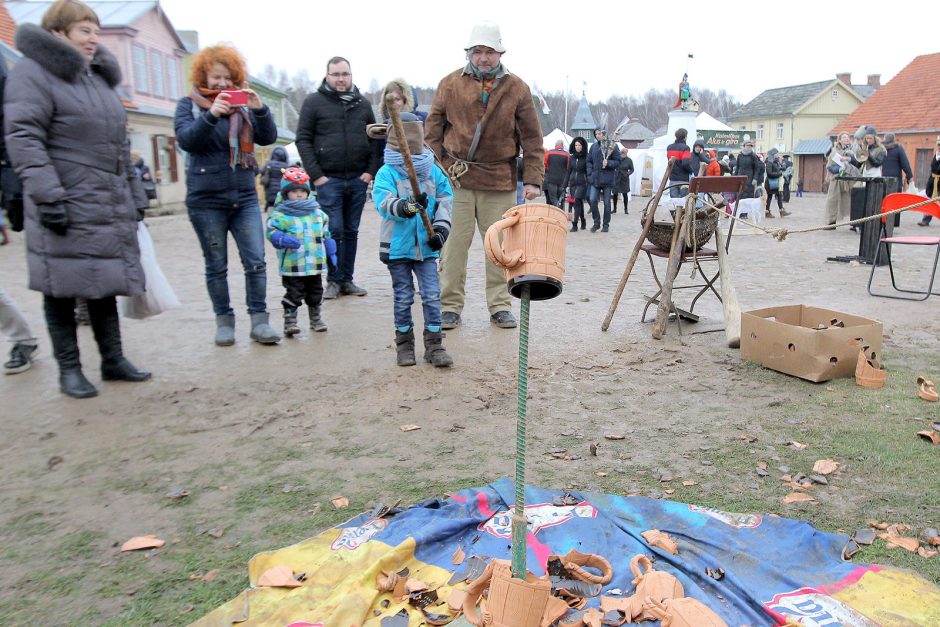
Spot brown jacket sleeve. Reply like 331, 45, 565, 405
515, 83, 545, 188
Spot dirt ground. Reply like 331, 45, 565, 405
1, 192, 938, 623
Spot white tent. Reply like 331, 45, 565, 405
543, 128, 574, 151
694, 111, 733, 132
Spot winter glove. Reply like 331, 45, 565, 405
428, 226, 449, 251
324, 237, 338, 267
38, 203, 68, 235
270, 231, 301, 250
413, 192, 428, 210
390, 198, 420, 218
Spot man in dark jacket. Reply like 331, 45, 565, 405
666, 128, 692, 197
733, 139, 764, 199
543, 140, 569, 209
881, 134, 913, 195
586, 129, 622, 232
295, 56, 378, 299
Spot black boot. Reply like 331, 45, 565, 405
45, 296, 98, 398
283, 307, 301, 337
308, 305, 327, 332
395, 329, 416, 366
423, 329, 453, 368
88, 297, 151, 382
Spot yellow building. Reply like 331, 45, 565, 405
728, 74, 879, 192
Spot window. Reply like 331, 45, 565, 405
150, 51, 165, 98
756, 124, 764, 140
832, 90, 839, 99
152, 135, 178, 183
132, 45, 148, 93
166, 57, 179, 99
776, 123, 784, 140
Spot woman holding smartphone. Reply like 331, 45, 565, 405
174, 45, 280, 346
5, 0, 151, 398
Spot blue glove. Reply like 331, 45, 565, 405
324, 237, 338, 267
270, 231, 301, 249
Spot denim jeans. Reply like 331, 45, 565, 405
669, 184, 688, 198
315, 177, 368, 284
388, 259, 441, 330
589, 185, 613, 228
188, 204, 268, 316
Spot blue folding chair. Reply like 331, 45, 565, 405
867, 193, 940, 301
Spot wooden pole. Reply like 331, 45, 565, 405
385, 94, 435, 235
651, 197, 690, 340
601, 158, 677, 331
715, 223, 741, 348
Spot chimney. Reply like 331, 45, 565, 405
836, 72, 851, 85
867, 74, 881, 89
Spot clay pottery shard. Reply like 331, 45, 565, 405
854, 528, 877, 545
581, 607, 605, 627
917, 431, 940, 445
855, 350, 887, 388
643, 596, 728, 627
917, 377, 939, 402
463, 559, 551, 627
560, 549, 614, 584
422, 608, 455, 625
121, 535, 165, 551
885, 536, 921, 552
627, 555, 684, 622
783, 492, 815, 504
408, 588, 439, 610
447, 588, 467, 612
552, 492, 582, 506
381, 609, 410, 627
641, 529, 680, 555
921, 528, 940, 547
543, 595, 573, 627
257, 565, 302, 588
813, 459, 839, 475
452, 546, 465, 565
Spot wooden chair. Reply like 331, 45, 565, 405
867, 193, 940, 301
640, 176, 747, 325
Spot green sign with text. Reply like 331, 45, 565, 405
701, 130, 754, 150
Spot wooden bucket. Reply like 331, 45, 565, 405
463, 560, 551, 627
484, 203, 568, 300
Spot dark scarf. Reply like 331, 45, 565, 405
190, 87, 256, 170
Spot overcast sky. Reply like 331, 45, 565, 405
158, 0, 936, 105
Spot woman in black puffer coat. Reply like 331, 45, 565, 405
562, 137, 590, 231
5, 1, 151, 398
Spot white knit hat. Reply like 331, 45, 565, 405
465, 21, 506, 53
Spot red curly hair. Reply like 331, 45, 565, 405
189, 45, 248, 89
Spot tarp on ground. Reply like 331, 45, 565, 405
194, 478, 940, 626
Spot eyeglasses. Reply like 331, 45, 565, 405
327, 72, 351, 78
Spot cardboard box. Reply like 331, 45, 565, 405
639, 179, 653, 197
740, 305, 883, 382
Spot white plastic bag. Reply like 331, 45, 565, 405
119, 222, 180, 319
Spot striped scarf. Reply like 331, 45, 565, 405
470, 64, 502, 111
190, 87, 257, 170
383, 148, 434, 181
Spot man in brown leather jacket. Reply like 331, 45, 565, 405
425, 21, 544, 329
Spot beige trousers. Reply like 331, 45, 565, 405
825, 179, 853, 224
439, 188, 514, 315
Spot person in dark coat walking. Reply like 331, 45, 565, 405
259, 145, 289, 211
587, 128, 622, 232
762, 149, 790, 218
295, 56, 378, 300
666, 128, 692, 197
543, 140, 569, 209
4, 0, 151, 398
613, 147, 633, 214
175, 44, 280, 347
562, 137, 589, 232
733, 139, 764, 199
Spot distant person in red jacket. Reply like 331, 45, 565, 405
666, 128, 692, 197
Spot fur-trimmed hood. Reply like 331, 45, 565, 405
15, 22, 121, 86
380, 77, 416, 122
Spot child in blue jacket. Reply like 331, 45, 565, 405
372, 112, 453, 367
266, 167, 336, 336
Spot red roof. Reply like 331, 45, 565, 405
831, 52, 940, 135
0, 1, 17, 48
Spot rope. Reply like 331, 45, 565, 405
511, 284, 531, 580
699, 195, 938, 241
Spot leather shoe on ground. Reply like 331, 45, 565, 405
4, 343, 36, 374
601, 226, 609, 232
590, 225, 599, 233
441, 311, 461, 329
323, 282, 341, 299
490, 311, 517, 328
340, 282, 367, 296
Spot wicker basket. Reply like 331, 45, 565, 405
644, 209, 719, 252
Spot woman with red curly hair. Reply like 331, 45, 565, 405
174, 45, 280, 346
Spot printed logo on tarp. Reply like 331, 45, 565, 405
330, 518, 388, 551
480, 503, 598, 539
766, 587, 878, 626
688, 505, 762, 528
